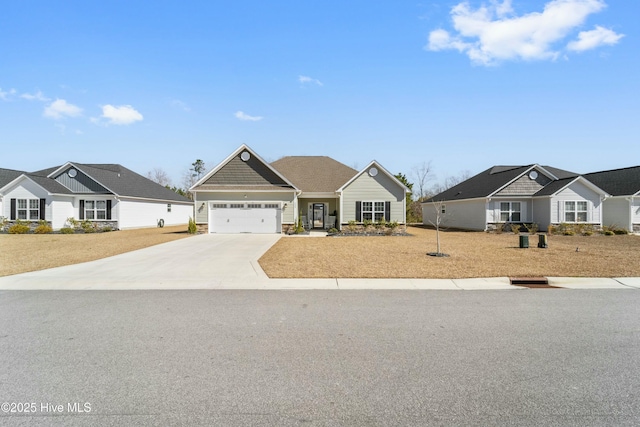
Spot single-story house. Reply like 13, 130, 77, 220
189, 144, 410, 233
422, 164, 610, 232
583, 166, 640, 233
0, 162, 193, 231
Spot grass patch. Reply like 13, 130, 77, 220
259, 226, 640, 279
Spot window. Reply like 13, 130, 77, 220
15, 199, 41, 220
565, 201, 588, 222
230, 203, 244, 209
212, 203, 227, 209
167, 204, 172, 213
84, 200, 107, 220
360, 201, 386, 222
247, 203, 262, 209
500, 202, 521, 222
441, 205, 446, 215
264, 203, 279, 209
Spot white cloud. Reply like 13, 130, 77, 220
235, 111, 263, 121
0, 87, 17, 100
427, 0, 621, 65
299, 75, 323, 86
21, 90, 50, 102
99, 104, 144, 125
43, 99, 83, 119
567, 25, 623, 51
170, 99, 191, 112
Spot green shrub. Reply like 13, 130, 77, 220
604, 230, 615, 236
374, 219, 386, 229
363, 219, 373, 227
614, 228, 629, 235
510, 223, 522, 234
347, 220, 357, 232
328, 228, 338, 234
494, 223, 504, 234
66, 217, 80, 229
387, 221, 399, 229
523, 223, 539, 234
60, 227, 75, 234
188, 217, 197, 234
80, 220, 96, 233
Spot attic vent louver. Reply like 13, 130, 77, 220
241, 151, 251, 161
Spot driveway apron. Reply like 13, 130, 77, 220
0, 234, 281, 290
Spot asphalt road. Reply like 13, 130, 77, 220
1, 289, 639, 426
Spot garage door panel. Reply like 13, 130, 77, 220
209, 204, 280, 233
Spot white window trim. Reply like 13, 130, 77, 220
84, 199, 108, 221
361, 200, 386, 222
564, 200, 589, 223
16, 198, 41, 220
499, 201, 522, 222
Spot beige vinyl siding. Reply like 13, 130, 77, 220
423, 199, 486, 231
342, 172, 405, 223
194, 191, 296, 224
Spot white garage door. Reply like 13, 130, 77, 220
209, 203, 281, 234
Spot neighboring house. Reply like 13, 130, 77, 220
422, 164, 609, 232
189, 144, 410, 233
583, 166, 640, 233
0, 162, 192, 230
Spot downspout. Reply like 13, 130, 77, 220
626, 196, 633, 233
115, 196, 120, 230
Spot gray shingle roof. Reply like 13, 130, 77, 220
583, 166, 640, 196
2, 163, 191, 203
429, 165, 578, 202
0, 168, 27, 188
271, 156, 357, 192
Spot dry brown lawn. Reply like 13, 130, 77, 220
259, 226, 640, 278
0, 225, 192, 277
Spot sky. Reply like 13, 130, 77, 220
1, 0, 638, 190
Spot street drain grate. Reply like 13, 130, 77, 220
510, 277, 558, 288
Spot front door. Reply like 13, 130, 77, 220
313, 203, 324, 229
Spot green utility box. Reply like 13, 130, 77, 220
538, 234, 548, 248
519, 235, 529, 248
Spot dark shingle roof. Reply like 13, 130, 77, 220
0, 168, 27, 188
2, 163, 191, 203
533, 177, 576, 196
73, 163, 191, 202
271, 156, 357, 192
429, 165, 578, 202
583, 166, 640, 196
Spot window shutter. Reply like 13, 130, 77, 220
106, 200, 112, 220
79, 200, 85, 220
40, 199, 46, 220
10, 199, 16, 220
558, 201, 563, 223
384, 201, 391, 221
355, 201, 362, 222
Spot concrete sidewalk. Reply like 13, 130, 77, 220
0, 233, 638, 290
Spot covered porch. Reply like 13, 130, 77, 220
298, 196, 340, 230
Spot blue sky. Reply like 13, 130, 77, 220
1, 0, 637, 189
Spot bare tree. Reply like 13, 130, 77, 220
411, 161, 435, 201
182, 159, 207, 190
430, 170, 473, 197
427, 200, 449, 257
146, 168, 172, 187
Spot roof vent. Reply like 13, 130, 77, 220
241, 151, 251, 162
529, 171, 539, 180
368, 167, 378, 177
68, 168, 77, 178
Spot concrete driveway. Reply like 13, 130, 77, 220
0, 234, 282, 290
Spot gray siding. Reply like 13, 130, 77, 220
202, 155, 290, 187
602, 197, 631, 229
54, 168, 110, 193
496, 171, 552, 196
532, 198, 552, 231
423, 199, 486, 231
342, 172, 405, 223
